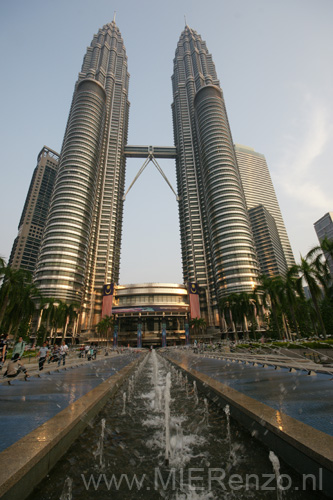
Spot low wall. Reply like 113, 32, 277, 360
278, 348, 333, 362
166, 353, 333, 498
0, 354, 145, 500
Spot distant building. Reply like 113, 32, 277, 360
112, 283, 189, 346
314, 212, 333, 276
173, 27, 260, 326
248, 205, 288, 277
33, 21, 260, 333
235, 144, 295, 274
9, 146, 59, 274
34, 21, 130, 331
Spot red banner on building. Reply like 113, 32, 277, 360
101, 283, 114, 318
188, 282, 200, 319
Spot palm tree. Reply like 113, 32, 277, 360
96, 315, 114, 342
280, 265, 304, 339
257, 275, 286, 339
39, 298, 57, 343
10, 279, 40, 341
189, 317, 201, 337
307, 236, 333, 282
0, 267, 28, 325
197, 317, 207, 336
219, 297, 230, 337
239, 292, 255, 339
0, 256, 6, 277
297, 255, 327, 338
0, 267, 39, 340
219, 296, 237, 339
226, 293, 245, 339
40, 300, 79, 344
48, 300, 65, 344
247, 290, 261, 340
60, 302, 80, 341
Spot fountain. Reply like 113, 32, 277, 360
223, 404, 232, 458
269, 450, 283, 500
202, 398, 209, 426
155, 385, 162, 411
59, 477, 73, 500
164, 372, 172, 464
93, 418, 106, 470
121, 392, 126, 415
27, 352, 325, 500
193, 380, 199, 406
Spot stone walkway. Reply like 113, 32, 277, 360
190, 349, 333, 376
0, 349, 123, 384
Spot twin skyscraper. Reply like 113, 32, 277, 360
27, 20, 293, 331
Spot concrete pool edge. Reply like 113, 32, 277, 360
0, 353, 145, 500
165, 353, 333, 498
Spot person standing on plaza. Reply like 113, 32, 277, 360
11, 336, 26, 360
87, 344, 94, 361
38, 342, 49, 371
0, 334, 9, 369
58, 341, 68, 367
48, 344, 60, 364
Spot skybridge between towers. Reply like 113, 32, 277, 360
123, 145, 179, 201
124, 145, 177, 159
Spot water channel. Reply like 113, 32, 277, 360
28, 351, 326, 499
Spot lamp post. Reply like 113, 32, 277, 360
137, 313, 142, 348
185, 314, 190, 346
161, 312, 167, 347
113, 320, 118, 348
51, 302, 59, 345
200, 283, 214, 327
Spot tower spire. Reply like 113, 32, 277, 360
113, 11, 116, 23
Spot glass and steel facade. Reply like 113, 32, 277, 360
234, 144, 295, 271
172, 26, 260, 325
30, 23, 285, 334
314, 212, 333, 277
9, 147, 59, 273
34, 22, 129, 329
112, 283, 189, 346
248, 205, 288, 277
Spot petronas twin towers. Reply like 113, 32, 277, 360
34, 20, 260, 330
172, 27, 259, 325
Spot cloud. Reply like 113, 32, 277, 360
274, 89, 333, 211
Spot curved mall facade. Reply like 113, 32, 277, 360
112, 283, 189, 346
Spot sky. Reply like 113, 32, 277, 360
0, 0, 332, 285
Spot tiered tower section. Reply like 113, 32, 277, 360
172, 26, 259, 324
34, 21, 129, 329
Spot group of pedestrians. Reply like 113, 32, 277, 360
0, 335, 70, 383
0, 335, 103, 383
85, 343, 97, 361
42, 341, 69, 369
0, 335, 29, 383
